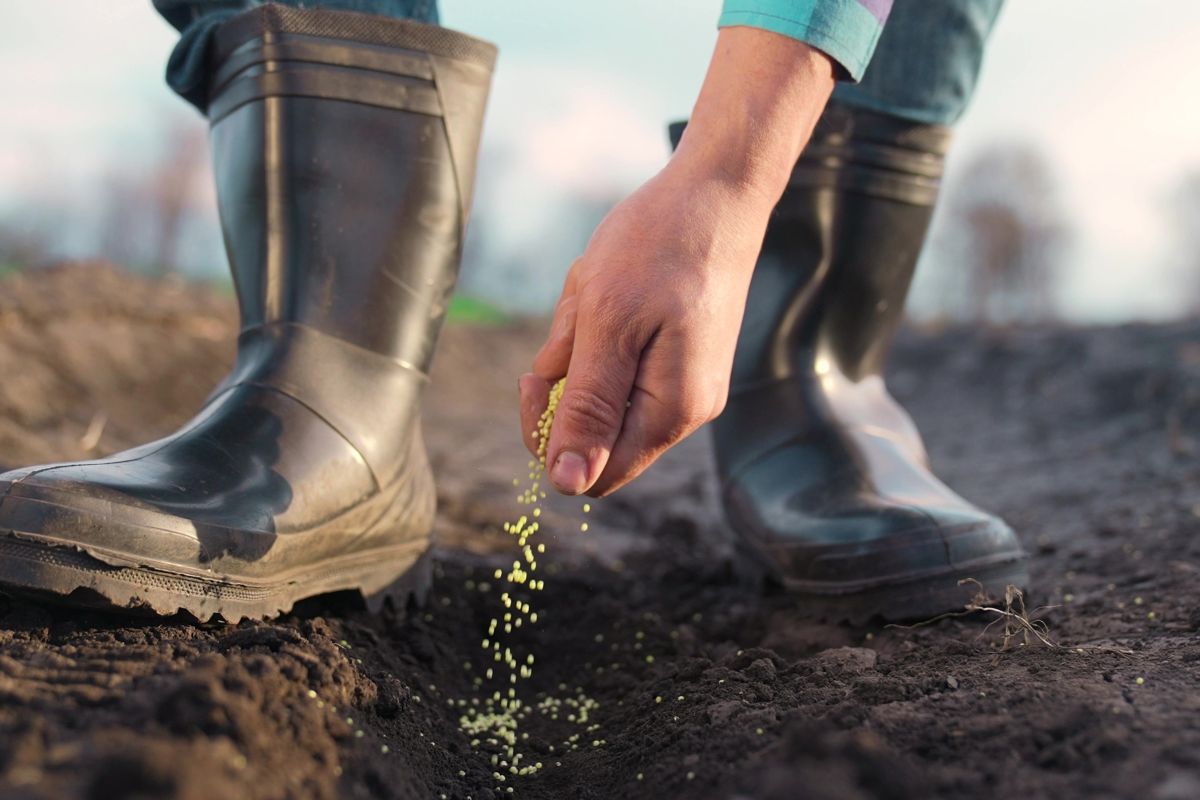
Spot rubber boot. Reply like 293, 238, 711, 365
671, 102, 1028, 622
0, 6, 496, 621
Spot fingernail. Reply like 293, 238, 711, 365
550, 451, 588, 495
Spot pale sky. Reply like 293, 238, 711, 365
0, 1, 1197, 321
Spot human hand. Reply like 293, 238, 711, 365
517, 27, 834, 497
517, 159, 772, 497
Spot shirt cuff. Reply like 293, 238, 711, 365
718, 0, 891, 82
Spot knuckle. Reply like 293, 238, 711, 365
643, 396, 707, 450
671, 385, 720, 436
709, 381, 730, 420
679, 381, 717, 423
709, 393, 729, 420
676, 400, 711, 433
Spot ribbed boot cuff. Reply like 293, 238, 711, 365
213, 3, 497, 72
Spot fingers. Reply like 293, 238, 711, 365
520, 261, 579, 458
517, 373, 550, 457
543, 301, 649, 496
532, 260, 580, 380
588, 333, 726, 497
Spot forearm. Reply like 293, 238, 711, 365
671, 26, 836, 211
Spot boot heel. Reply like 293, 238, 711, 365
360, 546, 434, 615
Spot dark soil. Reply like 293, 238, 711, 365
1, 263, 1198, 800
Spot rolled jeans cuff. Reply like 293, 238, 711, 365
153, 0, 441, 111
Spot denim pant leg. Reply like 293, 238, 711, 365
153, 0, 440, 109
832, 0, 1005, 126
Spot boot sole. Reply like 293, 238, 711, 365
0, 530, 431, 623
770, 554, 1032, 625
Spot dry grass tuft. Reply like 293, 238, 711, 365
886, 580, 1055, 650
888, 580, 1135, 658
959, 580, 1056, 650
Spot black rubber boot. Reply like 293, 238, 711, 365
671, 103, 1028, 622
0, 6, 496, 621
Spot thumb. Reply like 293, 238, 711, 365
544, 311, 646, 496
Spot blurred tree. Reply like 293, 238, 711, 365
936, 142, 1069, 325
98, 117, 209, 276
1165, 171, 1200, 314
459, 142, 626, 314
0, 219, 52, 271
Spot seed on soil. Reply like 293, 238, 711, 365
454, 377, 599, 778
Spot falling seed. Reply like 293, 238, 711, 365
452, 378, 602, 775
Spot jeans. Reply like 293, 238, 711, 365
833, 0, 1005, 125
152, 0, 440, 109
155, 0, 1001, 124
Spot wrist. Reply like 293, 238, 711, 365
672, 27, 835, 209
669, 128, 796, 212
663, 146, 782, 216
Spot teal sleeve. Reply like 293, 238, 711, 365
718, 0, 890, 82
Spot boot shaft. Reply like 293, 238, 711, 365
780, 103, 949, 384
734, 102, 950, 388
207, 5, 496, 371
204, 6, 495, 486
